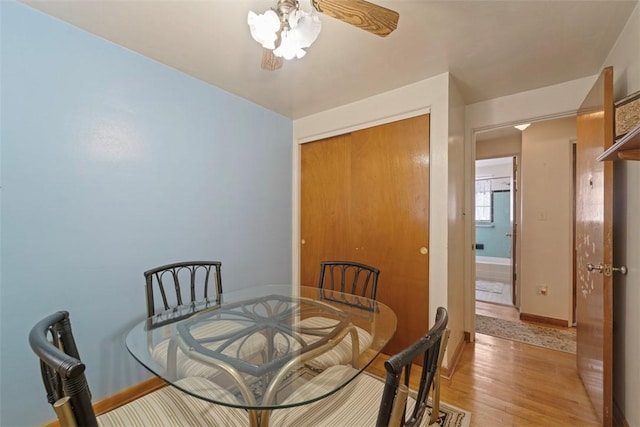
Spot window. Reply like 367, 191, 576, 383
475, 179, 493, 222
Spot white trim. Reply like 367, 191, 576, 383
297, 107, 432, 144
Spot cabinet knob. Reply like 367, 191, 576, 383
420, 247, 428, 255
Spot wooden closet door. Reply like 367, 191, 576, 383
300, 133, 352, 286
300, 115, 430, 355
350, 115, 430, 354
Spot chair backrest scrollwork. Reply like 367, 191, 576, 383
317, 260, 380, 310
143, 261, 223, 320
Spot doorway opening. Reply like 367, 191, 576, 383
474, 156, 516, 307
472, 118, 578, 353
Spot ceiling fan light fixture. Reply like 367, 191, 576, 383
247, 10, 281, 49
248, 1, 321, 61
288, 9, 321, 48
514, 123, 531, 131
273, 10, 321, 59
274, 30, 306, 59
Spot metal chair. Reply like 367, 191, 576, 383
300, 260, 380, 372
143, 261, 266, 380
378, 307, 449, 426
29, 310, 248, 427
317, 260, 380, 302
271, 307, 449, 427
144, 261, 223, 320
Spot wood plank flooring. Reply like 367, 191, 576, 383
366, 302, 599, 426
476, 300, 520, 322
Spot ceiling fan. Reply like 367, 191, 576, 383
248, 0, 399, 71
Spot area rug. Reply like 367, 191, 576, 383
423, 398, 471, 427
476, 314, 576, 354
243, 368, 471, 427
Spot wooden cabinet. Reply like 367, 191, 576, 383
300, 114, 431, 355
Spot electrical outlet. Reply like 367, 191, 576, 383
537, 285, 548, 296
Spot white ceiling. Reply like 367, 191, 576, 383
20, 0, 637, 119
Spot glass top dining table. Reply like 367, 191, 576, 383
125, 285, 397, 426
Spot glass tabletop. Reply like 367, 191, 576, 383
126, 285, 396, 412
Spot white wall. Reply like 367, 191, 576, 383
1, 4, 293, 425
476, 134, 521, 160
293, 72, 463, 367
447, 76, 466, 359
519, 117, 576, 324
475, 160, 512, 179
603, 3, 640, 426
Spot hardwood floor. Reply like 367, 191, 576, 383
366, 306, 599, 426
476, 299, 520, 322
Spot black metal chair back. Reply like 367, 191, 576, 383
318, 260, 380, 300
143, 261, 223, 319
376, 306, 449, 427
29, 310, 98, 426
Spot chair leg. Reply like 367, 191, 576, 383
53, 397, 78, 427
429, 329, 450, 426
388, 384, 409, 427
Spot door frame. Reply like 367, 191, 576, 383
466, 113, 578, 338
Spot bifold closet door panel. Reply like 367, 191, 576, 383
350, 115, 430, 355
299, 114, 430, 355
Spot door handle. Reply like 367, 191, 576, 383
586, 263, 603, 272
586, 263, 628, 276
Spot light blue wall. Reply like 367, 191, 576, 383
0, 2, 293, 425
476, 191, 511, 258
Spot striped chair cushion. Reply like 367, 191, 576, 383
270, 365, 430, 427
297, 317, 373, 372
97, 377, 249, 426
152, 320, 266, 378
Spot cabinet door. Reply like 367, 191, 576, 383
300, 114, 430, 355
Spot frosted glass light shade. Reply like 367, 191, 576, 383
248, 10, 280, 49
274, 30, 307, 59
273, 9, 321, 59
289, 9, 321, 48
248, 5, 321, 61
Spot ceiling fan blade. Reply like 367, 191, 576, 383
312, 0, 399, 37
261, 48, 283, 71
